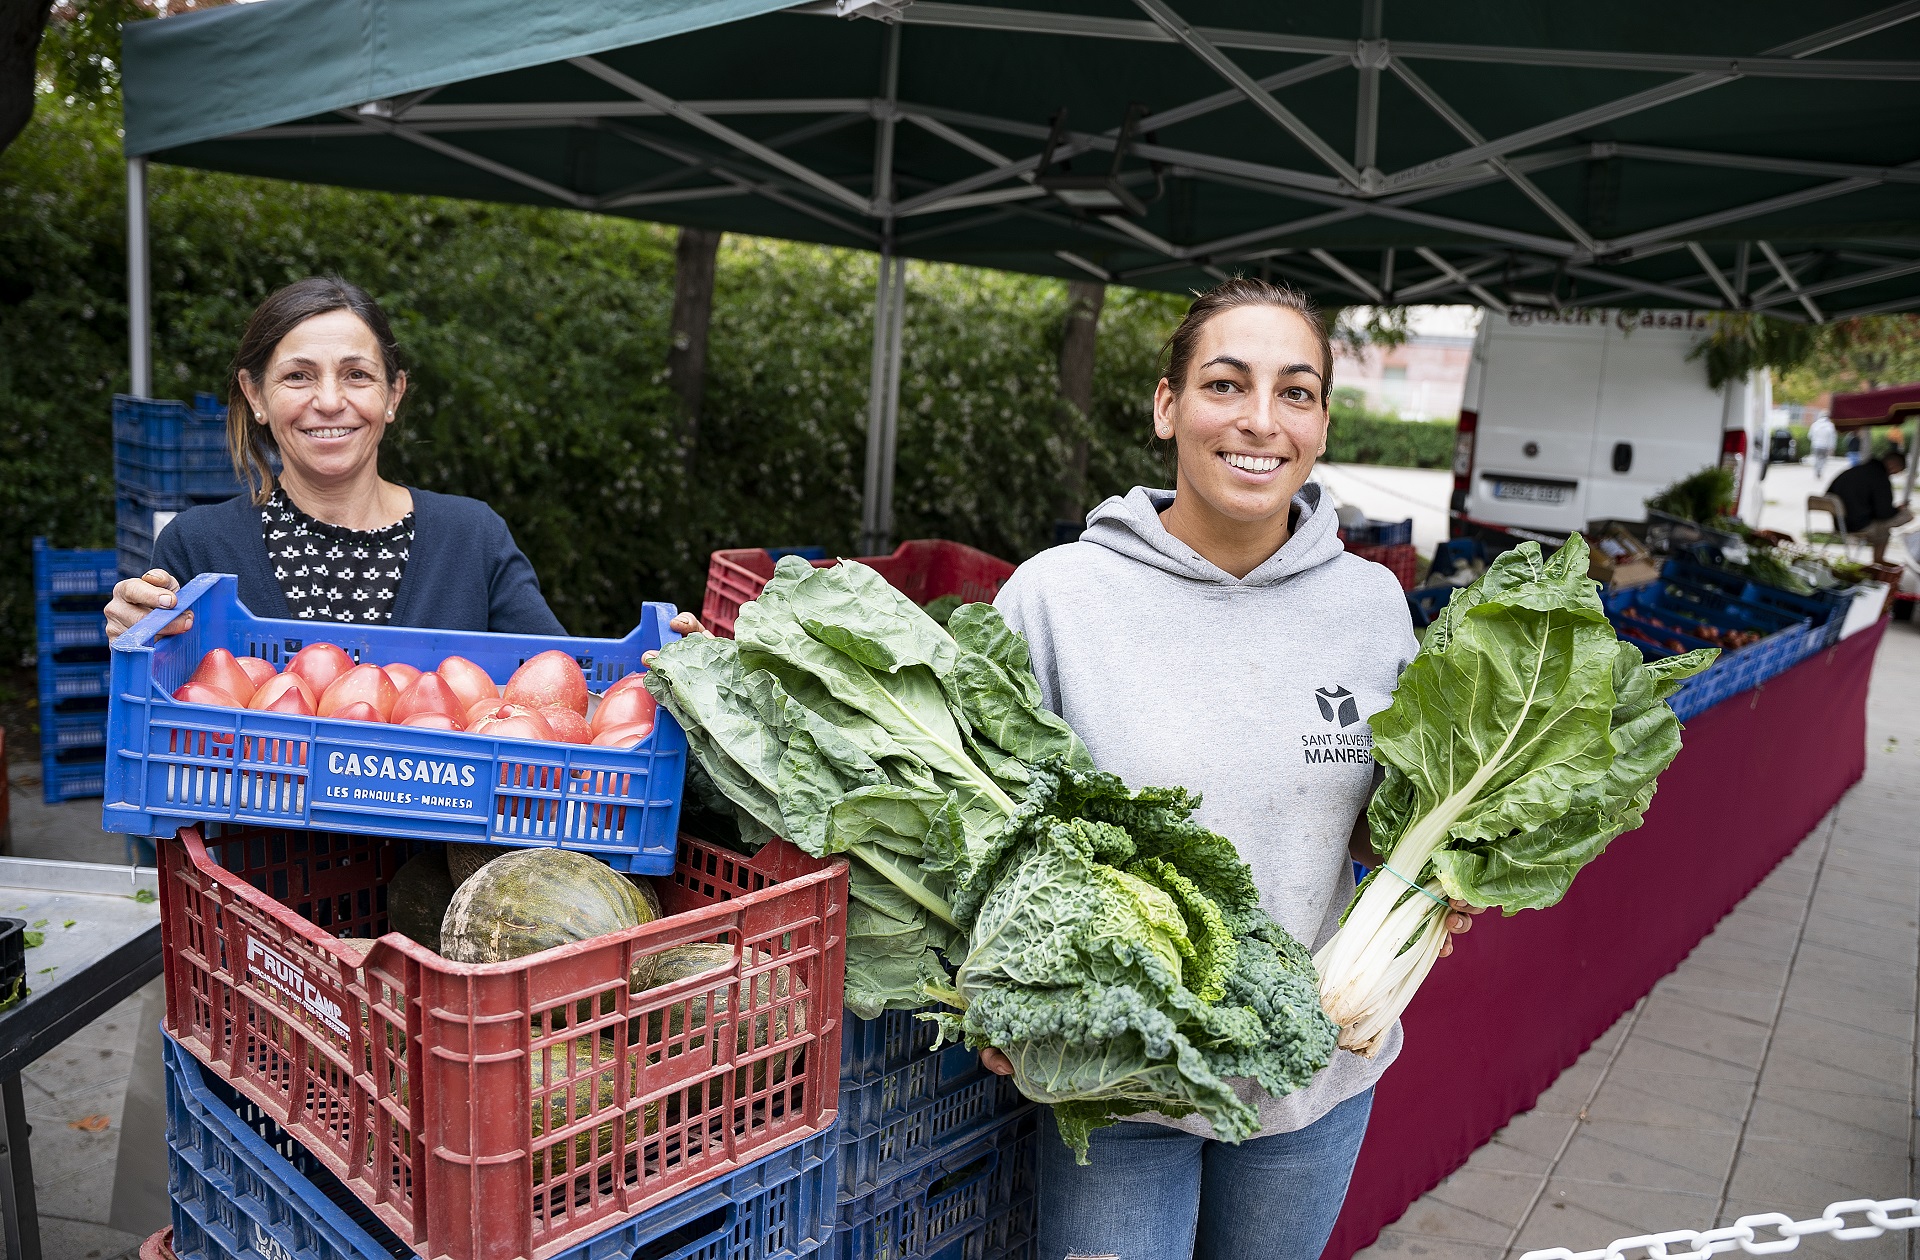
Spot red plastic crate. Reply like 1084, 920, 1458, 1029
701, 541, 1016, 639
1347, 541, 1418, 591
159, 825, 847, 1260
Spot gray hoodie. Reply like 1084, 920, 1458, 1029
995, 483, 1418, 1138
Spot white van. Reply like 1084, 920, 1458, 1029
1450, 309, 1770, 540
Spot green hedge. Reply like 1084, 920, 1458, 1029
1324, 410, 1457, 469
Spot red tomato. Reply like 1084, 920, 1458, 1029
392, 673, 467, 728
248, 673, 316, 713
173, 681, 243, 708
504, 650, 588, 717
236, 656, 279, 690
438, 655, 499, 711
190, 648, 260, 705
590, 685, 657, 737
398, 711, 461, 730
466, 696, 505, 727
469, 704, 555, 741
382, 662, 423, 693
319, 664, 399, 721
590, 720, 654, 748
539, 706, 592, 744
602, 672, 649, 700
287, 643, 354, 697
331, 700, 386, 724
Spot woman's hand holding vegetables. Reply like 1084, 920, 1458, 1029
981, 1047, 1013, 1076
105, 570, 191, 640
1437, 900, 1485, 958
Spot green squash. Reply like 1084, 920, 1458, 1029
440, 849, 644, 965
445, 842, 498, 887
529, 1037, 656, 1183
387, 848, 455, 952
628, 875, 663, 923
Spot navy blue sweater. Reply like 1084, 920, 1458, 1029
150, 488, 566, 634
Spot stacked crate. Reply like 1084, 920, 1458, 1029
104, 571, 851, 1260
830, 1009, 1038, 1260
114, 393, 246, 578
32, 539, 117, 803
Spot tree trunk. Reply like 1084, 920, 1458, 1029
1053, 279, 1106, 542
0, 0, 53, 157
666, 226, 722, 454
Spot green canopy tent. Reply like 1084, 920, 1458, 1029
121, 0, 1920, 550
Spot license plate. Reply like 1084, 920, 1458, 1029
1488, 478, 1572, 505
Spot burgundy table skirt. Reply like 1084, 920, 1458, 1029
1325, 618, 1890, 1260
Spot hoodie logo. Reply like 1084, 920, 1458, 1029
1314, 685, 1360, 728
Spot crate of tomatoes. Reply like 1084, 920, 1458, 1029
104, 573, 687, 870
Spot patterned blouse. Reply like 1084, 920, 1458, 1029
260, 488, 415, 623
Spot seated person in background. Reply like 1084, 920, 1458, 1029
1826, 448, 1914, 564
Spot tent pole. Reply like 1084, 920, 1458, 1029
860, 249, 895, 556
858, 25, 906, 556
127, 156, 151, 398
875, 254, 906, 554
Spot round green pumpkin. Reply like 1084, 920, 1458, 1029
387, 849, 455, 952
445, 842, 499, 887
440, 849, 645, 964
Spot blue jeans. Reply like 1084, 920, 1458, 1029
1035, 1089, 1374, 1260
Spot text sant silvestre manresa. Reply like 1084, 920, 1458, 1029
1301, 731, 1374, 765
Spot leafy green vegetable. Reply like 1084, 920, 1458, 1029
645, 558, 1335, 1158
922, 594, 966, 626
1646, 465, 1736, 524
1316, 536, 1716, 1055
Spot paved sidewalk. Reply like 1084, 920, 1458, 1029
1356, 618, 1920, 1260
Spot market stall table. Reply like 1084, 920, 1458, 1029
0, 858, 162, 1260
1326, 619, 1891, 1260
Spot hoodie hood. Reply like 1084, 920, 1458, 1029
1078, 482, 1347, 587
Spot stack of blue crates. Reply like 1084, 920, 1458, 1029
832, 1009, 1038, 1260
114, 393, 247, 579
31, 539, 117, 804
158, 1001, 1037, 1260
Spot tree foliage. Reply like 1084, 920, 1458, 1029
1, 90, 1188, 660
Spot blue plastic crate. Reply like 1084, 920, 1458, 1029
1608, 582, 1813, 720
1405, 586, 1454, 630
1366, 518, 1414, 547
39, 653, 112, 704
767, 546, 829, 561
113, 394, 248, 504
1664, 557, 1854, 650
163, 1033, 838, 1260
36, 604, 107, 653
103, 573, 689, 869
33, 538, 118, 600
842, 1008, 942, 1084
41, 702, 108, 751
831, 1107, 1038, 1260
835, 1045, 1022, 1201
41, 745, 106, 804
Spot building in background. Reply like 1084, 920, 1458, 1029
1335, 306, 1479, 420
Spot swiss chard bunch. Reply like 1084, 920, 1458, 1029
1315, 536, 1716, 1054
644, 558, 1336, 1159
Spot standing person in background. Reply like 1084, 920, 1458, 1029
984, 278, 1482, 1260
1844, 430, 1865, 467
1808, 413, 1837, 478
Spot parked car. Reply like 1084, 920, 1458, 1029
1450, 308, 1769, 541
1767, 427, 1799, 464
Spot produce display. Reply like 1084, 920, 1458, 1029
1314, 536, 1715, 1055
168, 645, 657, 747
643, 557, 1337, 1160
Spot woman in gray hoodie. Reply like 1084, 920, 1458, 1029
984, 278, 1479, 1260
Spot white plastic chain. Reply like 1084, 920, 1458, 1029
1521, 1198, 1920, 1260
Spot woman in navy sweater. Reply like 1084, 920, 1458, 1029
104, 277, 691, 640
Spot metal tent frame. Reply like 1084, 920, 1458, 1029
121, 0, 1920, 547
